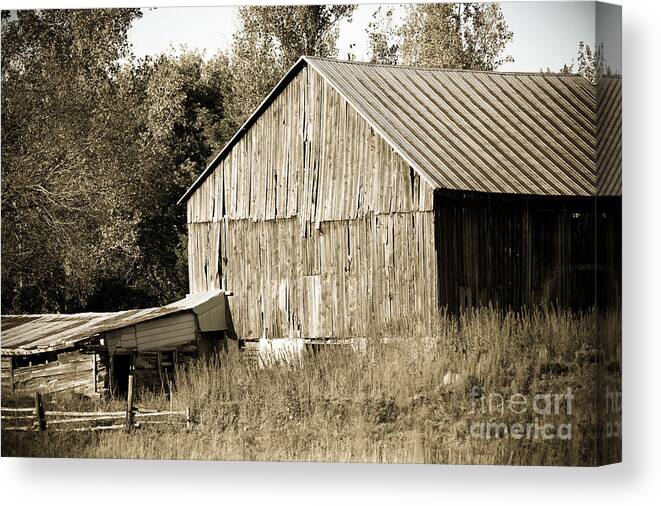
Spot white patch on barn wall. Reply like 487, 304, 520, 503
279, 279, 289, 313
256, 338, 305, 367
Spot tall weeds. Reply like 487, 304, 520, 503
2, 306, 621, 465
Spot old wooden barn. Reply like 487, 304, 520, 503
1, 291, 226, 397
182, 57, 621, 342
0, 57, 621, 395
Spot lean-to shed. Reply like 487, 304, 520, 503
1, 290, 226, 398
184, 57, 620, 341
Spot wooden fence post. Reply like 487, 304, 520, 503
125, 373, 134, 432
169, 378, 174, 412
34, 393, 46, 432
185, 406, 191, 430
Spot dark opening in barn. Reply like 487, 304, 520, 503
111, 354, 132, 398
435, 191, 621, 312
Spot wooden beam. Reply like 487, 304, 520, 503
125, 373, 134, 432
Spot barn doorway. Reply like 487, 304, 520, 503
111, 354, 132, 398
434, 191, 621, 312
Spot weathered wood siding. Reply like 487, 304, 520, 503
187, 66, 437, 339
106, 313, 198, 353
1, 355, 13, 392
106, 326, 137, 355
187, 67, 434, 225
220, 214, 436, 339
136, 313, 198, 352
9, 350, 107, 398
188, 222, 222, 294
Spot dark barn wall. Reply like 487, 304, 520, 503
596, 197, 622, 309
434, 191, 622, 312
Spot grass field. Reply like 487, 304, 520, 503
1, 306, 621, 465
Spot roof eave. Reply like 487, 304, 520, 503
1, 335, 100, 356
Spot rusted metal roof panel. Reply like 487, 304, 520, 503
0, 315, 42, 331
1, 290, 225, 355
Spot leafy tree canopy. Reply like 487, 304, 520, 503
369, 3, 513, 71
1, 9, 143, 312
558, 41, 611, 84
1, 10, 231, 312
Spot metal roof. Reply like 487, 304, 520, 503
596, 76, 622, 196
1, 290, 224, 355
179, 56, 621, 202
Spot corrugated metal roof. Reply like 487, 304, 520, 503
1, 290, 224, 355
179, 56, 621, 202
307, 57, 607, 196
596, 76, 622, 196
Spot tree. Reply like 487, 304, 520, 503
367, 7, 399, 65
1, 9, 144, 312
1, 9, 238, 314
558, 41, 610, 84
237, 5, 354, 65
0, 4, 516, 316
575, 41, 608, 84
129, 51, 233, 308
398, 3, 513, 70
226, 5, 355, 127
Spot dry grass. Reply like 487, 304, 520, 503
1, 306, 621, 465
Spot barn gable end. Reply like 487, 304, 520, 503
186, 64, 435, 224
186, 63, 438, 339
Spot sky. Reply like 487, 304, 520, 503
128, 1, 622, 74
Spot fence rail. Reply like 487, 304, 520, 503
2, 374, 193, 433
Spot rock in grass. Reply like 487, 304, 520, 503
443, 372, 461, 386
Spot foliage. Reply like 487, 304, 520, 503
225, 5, 355, 127
1, 11, 232, 312
397, 3, 513, 70
129, 52, 232, 308
1, 4, 515, 315
558, 41, 610, 84
1, 9, 144, 312
367, 7, 400, 65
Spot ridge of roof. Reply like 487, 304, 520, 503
304, 55, 589, 78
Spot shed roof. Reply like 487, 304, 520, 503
1, 290, 224, 356
180, 57, 621, 203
